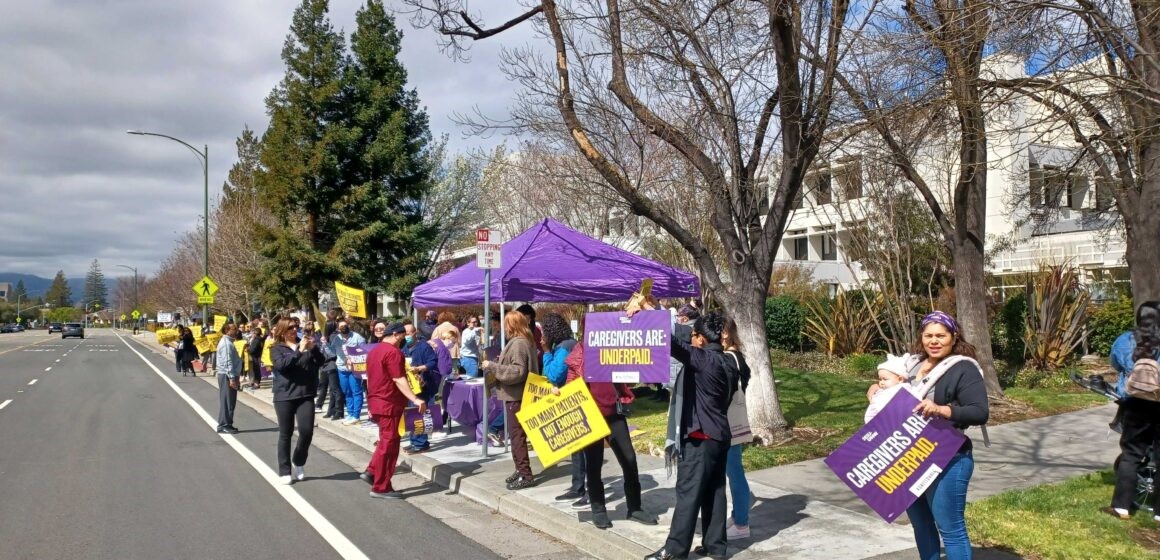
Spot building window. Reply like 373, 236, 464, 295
793, 237, 809, 260
1095, 173, 1116, 211
821, 234, 837, 261
836, 158, 862, 200
811, 171, 833, 205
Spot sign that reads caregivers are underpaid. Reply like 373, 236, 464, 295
582, 310, 671, 384
516, 381, 610, 468
823, 390, 967, 523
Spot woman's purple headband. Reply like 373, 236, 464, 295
921, 311, 959, 335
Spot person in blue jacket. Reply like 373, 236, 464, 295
1107, 301, 1160, 520
541, 313, 585, 506
403, 321, 439, 453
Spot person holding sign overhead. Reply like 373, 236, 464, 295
867, 311, 988, 560
481, 312, 538, 490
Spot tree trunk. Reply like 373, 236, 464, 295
721, 267, 788, 443
1125, 209, 1160, 305
952, 243, 1004, 398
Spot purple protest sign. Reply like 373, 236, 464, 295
582, 310, 671, 383
402, 404, 444, 436
823, 389, 967, 523
346, 343, 378, 378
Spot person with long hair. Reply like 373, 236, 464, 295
868, 311, 989, 560
481, 311, 538, 490
719, 317, 753, 541
1107, 301, 1160, 519
246, 320, 267, 389
180, 326, 198, 376
270, 317, 324, 485
541, 313, 586, 506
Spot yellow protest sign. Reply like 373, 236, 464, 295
516, 381, 611, 468
334, 281, 367, 318
262, 338, 274, 368
195, 337, 213, 355
207, 332, 222, 348
190, 325, 202, 339
234, 339, 249, 373
521, 373, 555, 409
155, 328, 179, 345
213, 315, 227, 331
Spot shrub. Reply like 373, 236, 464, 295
1000, 293, 1027, 362
764, 296, 804, 351
803, 288, 882, 357
843, 352, 883, 377
1087, 295, 1134, 356
1024, 265, 1090, 371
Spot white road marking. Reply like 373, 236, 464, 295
116, 333, 370, 560
55, 359, 60, 363
44, 367, 51, 372
0, 400, 10, 410
28, 379, 37, 385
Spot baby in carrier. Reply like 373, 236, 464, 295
864, 353, 916, 423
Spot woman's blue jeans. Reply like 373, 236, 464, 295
338, 369, 362, 420
726, 444, 750, 526
907, 450, 974, 560
461, 356, 479, 378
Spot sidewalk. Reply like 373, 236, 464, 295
133, 334, 1119, 560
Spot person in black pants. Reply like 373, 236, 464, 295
1108, 301, 1160, 519
644, 312, 738, 560
247, 321, 267, 389
270, 317, 323, 485
315, 319, 338, 413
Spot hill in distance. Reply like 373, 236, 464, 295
0, 272, 110, 303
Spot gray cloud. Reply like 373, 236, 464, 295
0, 0, 540, 279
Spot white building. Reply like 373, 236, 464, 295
774, 53, 1127, 300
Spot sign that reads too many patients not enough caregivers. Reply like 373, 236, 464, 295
823, 390, 967, 523
582, 310, 671, 384
516, 380, 610, 468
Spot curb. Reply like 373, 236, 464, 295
127, 332, 652, 560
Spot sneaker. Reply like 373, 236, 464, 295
293, 465, 306, 481
279, 475, 293, 485
404, 446, 429, 455
555, 489, 584, 502
506, 476, 536, 491
342, 417, 359, 426
369, 491, 403, 499
592, 510, 612, 529
314, 407, 323, 413
359, 471, 373, 485
571, 495, 590, 510
1102, 506, 1131, 520
487, 432, 504, 447
726, 523, 750, 539
505, 471, 521, 484
628, 509, 659, 525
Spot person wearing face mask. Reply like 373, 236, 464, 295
866, 311, 989, 560
330, 319, 366, 426
402, 320, 439, 453
360, 322, 427, 498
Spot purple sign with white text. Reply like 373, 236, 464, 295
823, 390, 967, 523
346, 343, 377, 378
582, 310, 671, 384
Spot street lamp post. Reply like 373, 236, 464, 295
83, 300, 102, 329
115, 264, 139, 332
127, 130, 209, 327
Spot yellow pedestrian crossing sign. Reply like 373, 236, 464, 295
120, 314, 127, 321
132, 310, 141, 320
193, 276, 219, 304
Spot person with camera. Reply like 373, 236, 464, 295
270, 317, 324, 485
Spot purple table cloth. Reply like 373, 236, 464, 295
443, 378, 503, 444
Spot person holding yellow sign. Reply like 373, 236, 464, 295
481, 312, 538, 490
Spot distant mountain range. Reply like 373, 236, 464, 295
0, 272, 112, 303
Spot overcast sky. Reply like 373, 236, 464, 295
0, 0, 537, 280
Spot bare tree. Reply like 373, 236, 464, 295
405, 0, 857, 440
989, 0, 1160, 305
420, 136, 486, 277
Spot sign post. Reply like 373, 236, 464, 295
477, 228, 502, 457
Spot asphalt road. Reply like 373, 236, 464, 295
0, 329, 583, 560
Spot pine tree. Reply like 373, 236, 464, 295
11, 280, 28, 303
222, 125, 262, 206
82, 259, 108, 309
337, 0, 434, 295
45, 270, 72, 307
255, 0, 348, 308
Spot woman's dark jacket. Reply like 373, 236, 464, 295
270, 342, 323, 402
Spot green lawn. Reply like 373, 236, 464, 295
628, 367, 1109, 471
967, 470, 1160, 559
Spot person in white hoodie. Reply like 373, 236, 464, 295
864, 353, 914, 423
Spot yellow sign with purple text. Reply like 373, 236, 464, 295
516, 381, 610, 468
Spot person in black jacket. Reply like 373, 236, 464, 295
645, 311, 739, 560
868, 311, 988, 560
270, 317, 324, 485
181, 327, 198, 376
246, 320, 267, 389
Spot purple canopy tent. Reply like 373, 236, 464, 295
411, 218, 700, 306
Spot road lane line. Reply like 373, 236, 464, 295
28, 379, 37, 385
115, 333, 369, 560
44, 367, 51, 372
0, 336, 57, 357
0, 400, 10, 410
55, 359, 60, 363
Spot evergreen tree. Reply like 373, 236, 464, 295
222, 125, 262, 205
337, 0, 434, 295
11, 280, 28, 303
82, 259, 108, 309
255, 0, 348, 308
45, 270, 72, 307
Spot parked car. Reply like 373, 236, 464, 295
47, 323, 62, 333
62, 323, 85, 339
0, 324, 18, 333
